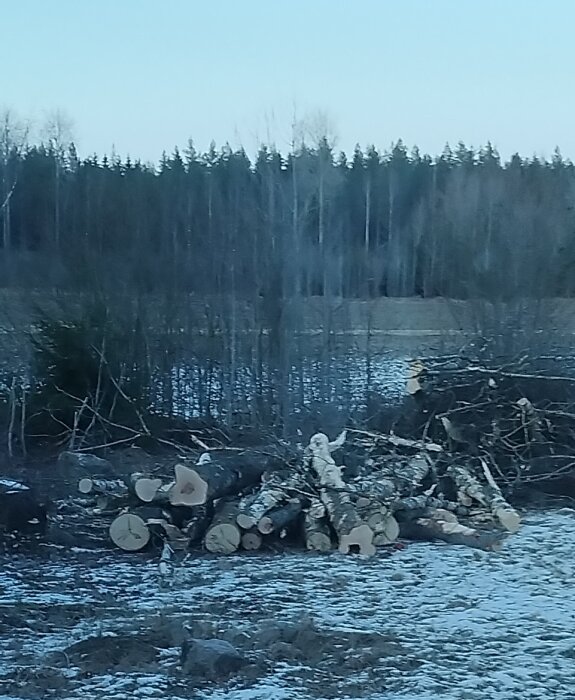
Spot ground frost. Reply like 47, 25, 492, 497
0, 510, 574, 699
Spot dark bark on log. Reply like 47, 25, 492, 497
0, 480, 47, 535
170, 453, 276, 507
398, 514, 506, 551
257, 499, 303, 535
182, 504, 214, 543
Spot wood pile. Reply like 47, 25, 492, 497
73, 426, 521, 557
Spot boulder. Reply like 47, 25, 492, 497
180, 637, 246, 678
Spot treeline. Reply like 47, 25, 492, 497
2, 116, 575, 299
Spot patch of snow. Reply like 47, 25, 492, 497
1, 512, 575, 698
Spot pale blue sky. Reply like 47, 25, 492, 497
2, 0, 574, 163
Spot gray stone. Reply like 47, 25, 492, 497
180, 637, 246, 678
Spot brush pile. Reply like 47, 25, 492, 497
404, 355, 575, 494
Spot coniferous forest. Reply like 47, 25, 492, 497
1, 111, 575, 433
2, 112, 575, 300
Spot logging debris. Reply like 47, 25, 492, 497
64, 424, 521, 557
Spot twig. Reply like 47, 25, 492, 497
7, 377, 16, 459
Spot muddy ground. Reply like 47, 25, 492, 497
1, 510, 575, 700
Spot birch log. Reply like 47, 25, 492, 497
320, 489, 375, 556
303, 501, 333, 552
204, 500, 242, 554
447, 463, 521, 532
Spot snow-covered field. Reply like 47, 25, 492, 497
1, 510, 575, 700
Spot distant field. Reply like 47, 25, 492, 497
0, 290, 570, 336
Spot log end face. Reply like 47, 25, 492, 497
204, 524, 241, 554
170, 465, 207, 507
338, 524, 375, 556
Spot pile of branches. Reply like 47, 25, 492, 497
405, 354, 575, 493
72, 428, 521, 559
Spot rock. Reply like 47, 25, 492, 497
0, 479, 47, 535
180, 637, 246, 678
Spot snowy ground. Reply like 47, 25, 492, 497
1, 510, 575, 700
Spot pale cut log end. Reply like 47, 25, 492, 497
237, 513, 257, 530
338, 524, 375, 556
134, 477, 163, 503
257, 516, 274, 535
498, 510, 521, 533
170, 464, 208, 506
109, 513, 150, 551
204, 523, 241, 554
373, 515, 400, 545
78, 478, 92, 494
241, 530, 263, 550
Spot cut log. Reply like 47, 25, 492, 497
182, 504, 214, 543
257, 499, 303, 535
78, 478, 128, 498
305, 433, 345, 487
399, 513, 506, 552
236, 491, 275, 530
129, 473, 163, 503
204, 500, 242, 554
366, 508, 399, 545
58, 451, 117, 477
303, 505, 332, 552
372, 515, 401, 546
170, 453, 274, 507
447, 462, 521, 533
109, 513, 150, 551
240, 529, 263, 551
320, 488, 375, 556
236, 471, 304, 530
349, 429, 443, 453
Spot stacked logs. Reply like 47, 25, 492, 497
74, 428, 521, 556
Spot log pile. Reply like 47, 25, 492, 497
70, 424, 521, 556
